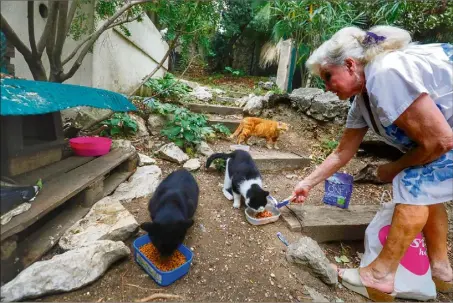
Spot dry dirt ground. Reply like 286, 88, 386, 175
40, 105, 452, 302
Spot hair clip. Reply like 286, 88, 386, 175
363, 31, 386, 46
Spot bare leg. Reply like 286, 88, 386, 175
423, 203, 452, 282
341, 204, 429, 294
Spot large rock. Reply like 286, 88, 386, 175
235, 94, 255, 108
129, 114, 149, 138
147, 114, 166, 135
258, 81, 274, 90
290, 88, 348, 122
61, 107, 112, 130
157, 143, 189, 164
308, 92, 349, 122
189, 86, 212, 102
112, 165, 162, 203
183, 158, 201, 171
59, 197, 139, 250
111, 139, 135, 151
0, 240, 129, 302
197, 141, 213, 156
286, 236, 338, 285
243, 95, 265, 116
138, 153, 156, 166
289, 88, 324, 111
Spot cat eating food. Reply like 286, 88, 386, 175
229, 117, 289, 149
206, 150, 269, 211
140, 169, 199, 257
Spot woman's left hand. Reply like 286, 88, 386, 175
377, 163, 399, 183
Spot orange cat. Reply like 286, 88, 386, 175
229, 117, 289, 149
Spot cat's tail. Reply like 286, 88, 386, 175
205, 152, 232, 169
229, 121, 244, 139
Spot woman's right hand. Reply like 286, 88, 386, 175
291, 179, 313, 203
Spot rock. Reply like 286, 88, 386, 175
0, 240, 129, 302
286, 236, 338, 285
157, 143, 189, 164
235, 94, 255, 108
61, 107, 112, 130
129, 114, 149, 138
179, 79, 199, 90
304, 286, 330, 302
212, 88, 224, 95
147, 114, 166, 135
189, 86, 212, 102
138, 153, 156, 166
358, 131, 404, 160
309, 92, 349, 122
183, 158, 201, 171
111, 139, 135, 151
258, 81, 274, 90
243, 95, 265, 116
197, 141, 214, 156
112, 165, 162, 203
289, 88, 324, 112
59, 197, 139, 250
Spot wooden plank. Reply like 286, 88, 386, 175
9, 147, 62, 176
20, 198, 92, 269
1, 148, 136, 241
103, 171, 134, 196
207, 118, 240, 132
14, 156, 95, 185
215, 96, 238, 104
187, 103, 243, 116
281, 204, 380, 243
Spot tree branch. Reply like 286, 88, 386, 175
1, 14, 32, 60
127, 33, 180, 97
46, 2, 59, 81
27, 1, 38, 56
66, 0, 79, 36
62, 12, 141, 67
61, 0, 153, 82
37, 0, 58, 56
53, 0, 69, 75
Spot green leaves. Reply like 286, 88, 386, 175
101, 113, 138, 138
147, 99, 230, 148
144, 72, 191, 101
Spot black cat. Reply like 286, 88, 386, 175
140, 169, 199, 257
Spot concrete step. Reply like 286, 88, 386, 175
215, 96, 238, 104
281, 204, 380, 243
187, 103, 243, 116
207, 118, 240, 132
250, 149, 311, 172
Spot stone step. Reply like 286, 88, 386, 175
187, 103, 243, 116
207, 118, 240, 132
215, 96, 238, 104
250, 149, 311, 172
281, 204, 380, 243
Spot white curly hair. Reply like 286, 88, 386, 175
306, 25, 412, 76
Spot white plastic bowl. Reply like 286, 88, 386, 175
244, 203, 281, 226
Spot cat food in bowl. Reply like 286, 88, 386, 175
133, 235, 193, 286
245, 203, 280, 226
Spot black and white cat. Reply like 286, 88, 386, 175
206, 150, 269, 211
140, 169, 199, 257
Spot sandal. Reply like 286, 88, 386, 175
339, 268, 396, 302
433, 277, 453, 293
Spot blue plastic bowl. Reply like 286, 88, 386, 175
133, 234, 193, 287
323, 172, 353, 209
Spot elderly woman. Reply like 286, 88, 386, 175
291, 25, 453, 301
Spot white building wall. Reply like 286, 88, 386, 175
1, 1, 168, 94
92, 16, 169, 93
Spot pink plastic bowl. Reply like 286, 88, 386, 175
69, 137, 112, 157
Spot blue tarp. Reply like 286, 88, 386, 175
0, 78, 137, 116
